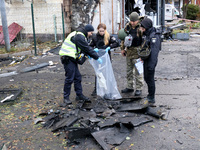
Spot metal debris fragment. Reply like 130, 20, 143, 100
34, 117, 43, 124
0, 88, 22, 104
20, 63, 49, 73
52, 116, 79, 132
0, 71, 18, 78
117, 98, 149, 111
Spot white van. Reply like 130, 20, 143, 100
165, 4, 181, 22
165, 4, 174, 22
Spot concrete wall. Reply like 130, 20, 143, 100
92, 0, 121, 34
0, 0, 122, 42
70, 0, 121, 34
0, 0, 64, 41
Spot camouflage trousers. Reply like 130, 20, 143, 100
126, 57, 144, 90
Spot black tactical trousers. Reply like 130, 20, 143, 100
63, 58, 82, 99
143, 61, 155, 99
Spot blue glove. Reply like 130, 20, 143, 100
94, 48, 99, 52
105, 46, 111, 52
97, 58, 103, 64
87, 55, 91, 59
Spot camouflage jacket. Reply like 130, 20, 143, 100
120, 22, 143, 59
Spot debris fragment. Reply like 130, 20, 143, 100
98, 118, 119, 128
20, 63, 49, 73
52, 116, 79, 132
0, 22, 23, 45
145, 107, 165, 119
126, 137, 130, 140
128, 116, 153, 127
1, 144, 8, 150
176, 139, 183, 144
117, 98, 149, 111
34, 117, 43, 124
67, 127, 92, 141
1, 94, 14, 103
0, 71, 18, 78
0, 88, 22, 104
38, 97, 165, 148
49, 61, 54, 66
92, 127, 129, 150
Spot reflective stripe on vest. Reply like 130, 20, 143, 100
59, 31, 86, 59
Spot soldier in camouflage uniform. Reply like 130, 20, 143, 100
121, 12, 144, 96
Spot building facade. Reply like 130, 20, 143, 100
0, 0, 165, 42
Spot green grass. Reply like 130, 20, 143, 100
0, 41, 60, 54
0, 46, 29, 54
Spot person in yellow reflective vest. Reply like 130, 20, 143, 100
59, 24, 102, 106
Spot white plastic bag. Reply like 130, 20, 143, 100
89, 50, 122, 100
135, 59, 143, 74
124, 35, 133, 47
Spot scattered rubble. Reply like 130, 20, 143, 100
38, 97, 167, 149
0, 61, 56, 78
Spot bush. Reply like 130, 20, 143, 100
196, 12, 200, 20
192, 22, 200, 28
172, 29, 190, 34
186, 4, 200, 20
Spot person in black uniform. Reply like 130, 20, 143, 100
139, 18, 161, 105
89, 23, 119, 96
59, 24, 102, 106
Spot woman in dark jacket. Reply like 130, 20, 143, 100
90, 23, 119, 59
90, 23, 119, 96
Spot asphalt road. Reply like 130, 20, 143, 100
0, 36, 200, 149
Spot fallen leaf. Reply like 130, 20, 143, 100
188, 135, 195, 139
129, 143, 134, 147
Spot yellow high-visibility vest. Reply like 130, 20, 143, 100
59, 31, 86, 59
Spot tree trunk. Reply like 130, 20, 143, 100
182, 0, 191, 19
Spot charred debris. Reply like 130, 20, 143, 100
38, 97, 167, 149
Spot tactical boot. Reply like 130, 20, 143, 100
121, 88, 134, 93
135, 90, 142, 96
64, 98, 72, 105
60, 98, 72, 107
147, 97, 156, 107
76, 94, 91, 102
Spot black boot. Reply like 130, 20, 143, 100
64, 98, 72, 104
121, 88, 134, 93
60, 98, 72, 107
76, 94, 91, 102
147, 97, 156, 107
135, 90, 142, 96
